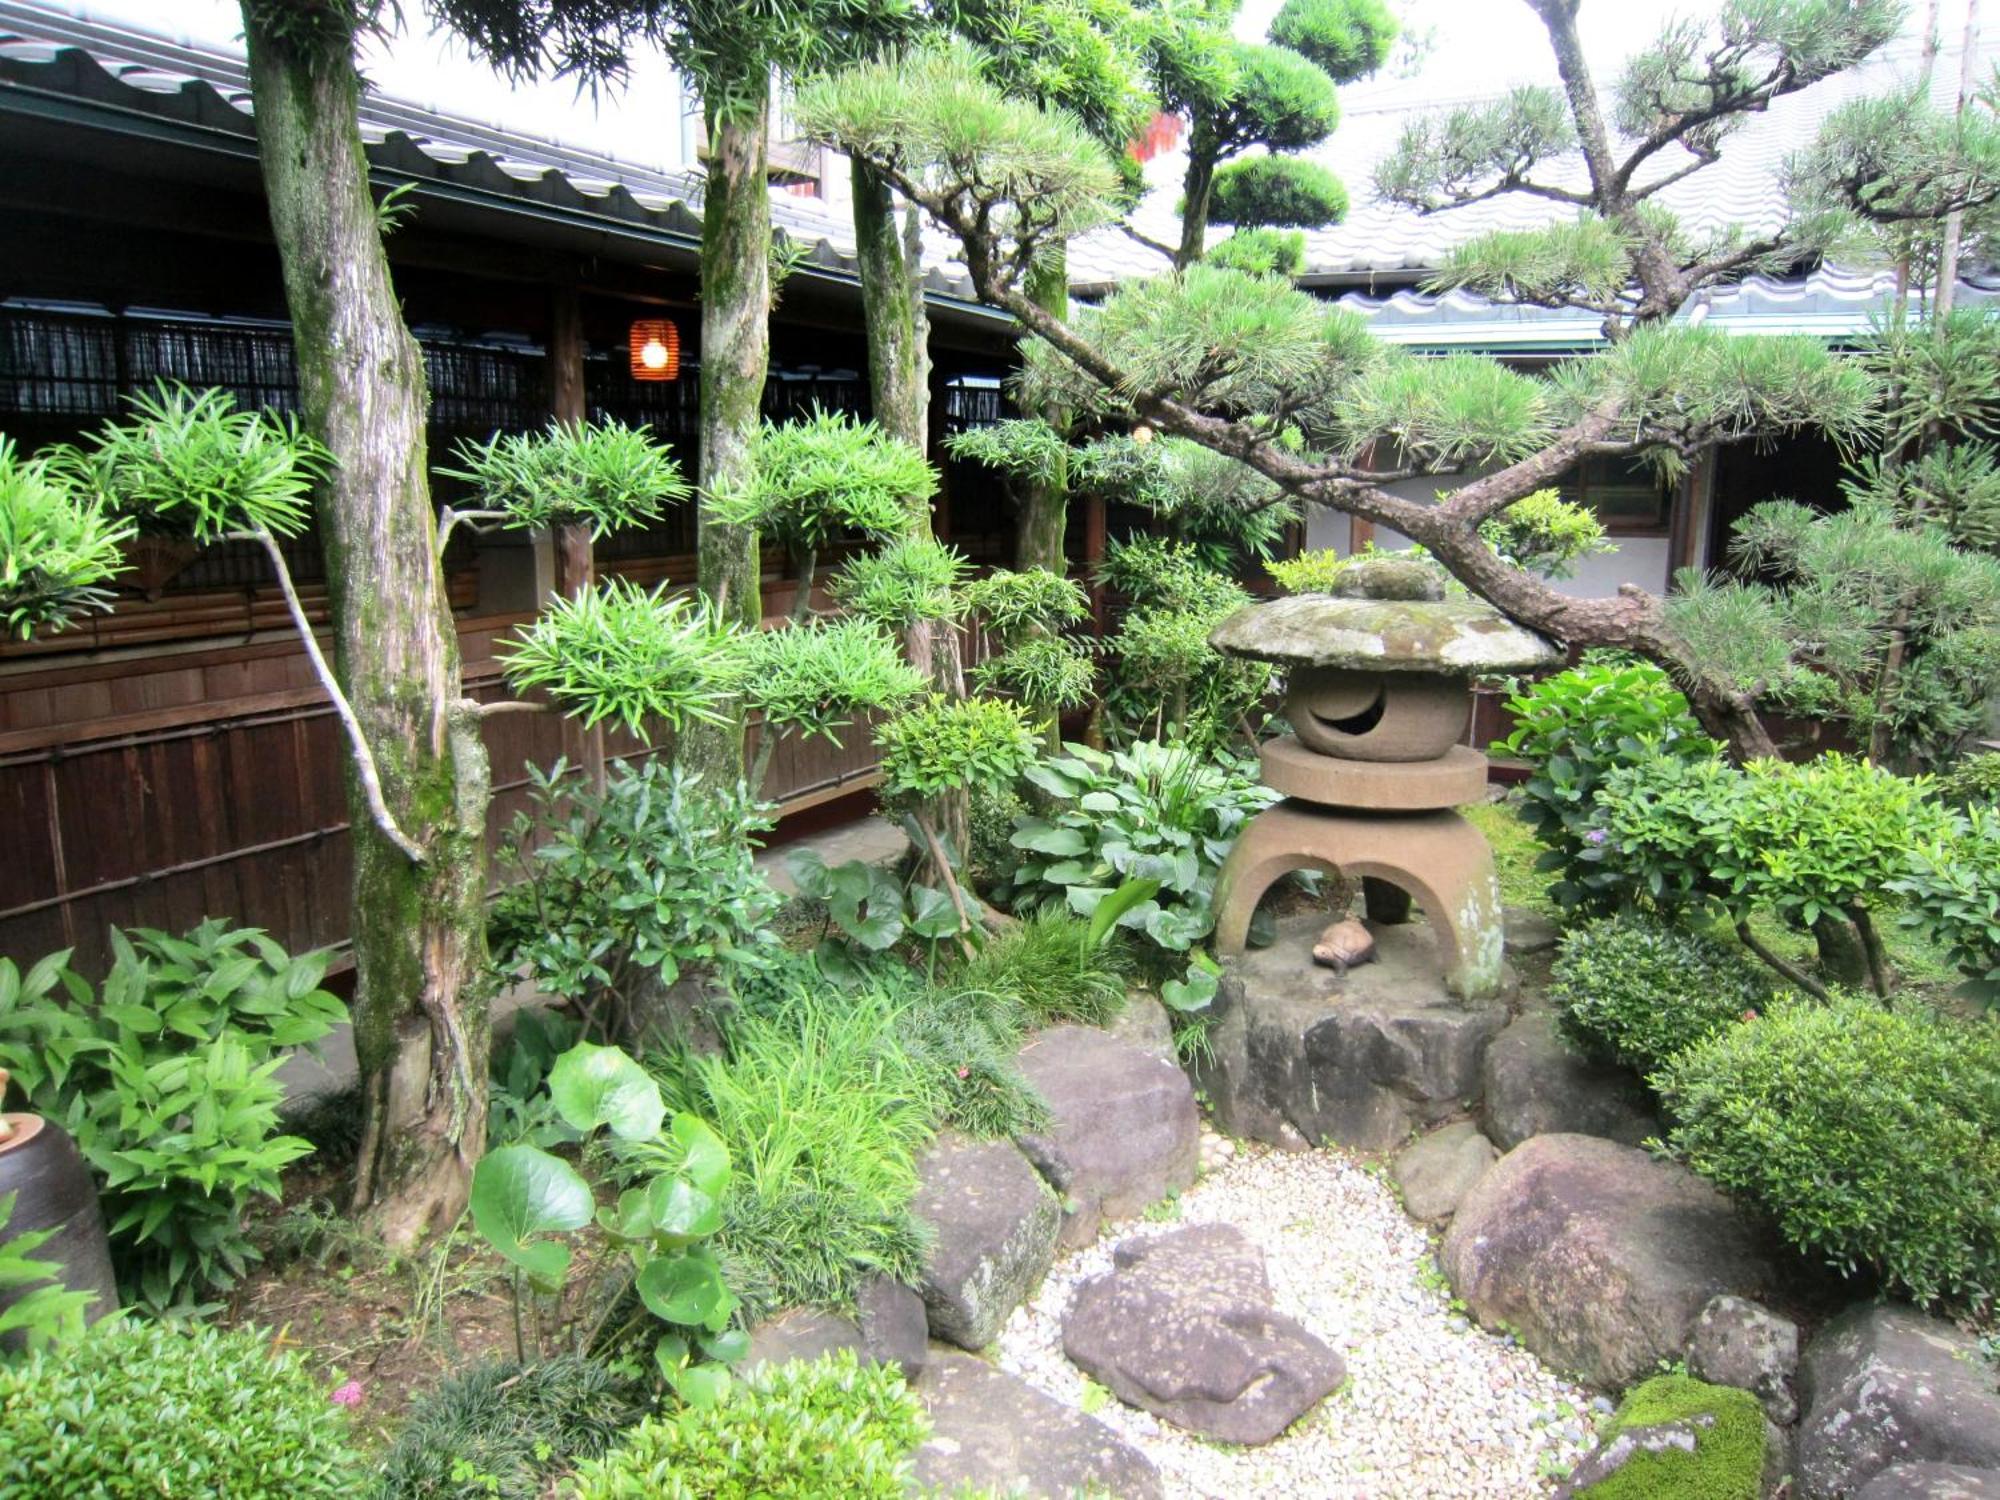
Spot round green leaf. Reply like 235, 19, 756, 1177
469, 1144, 592, 1282
549, 1040, 666, 1140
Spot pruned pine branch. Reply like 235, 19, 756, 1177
1372, 87, 1583, 213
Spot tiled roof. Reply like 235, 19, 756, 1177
0, 1, 994, 306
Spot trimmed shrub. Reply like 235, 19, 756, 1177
1551, 914, 1772, 1077
1209, 156, 1350, 229
1658, 995, 2000, 1309
0, 1317, 360, 1498
1574, 1374, 1768, 1499
567, 1350, 926, 1500
1500, 661, 1721, 914
378, 1354, 646, 1500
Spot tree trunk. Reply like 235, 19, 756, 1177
1176, 148, 1217, 270
852, 157, 968, 869
1016, 251, 1072, 575
681, 83, 771, 786
241, 8, 490, 1251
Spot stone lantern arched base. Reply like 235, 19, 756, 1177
1212, 801, 1507, 1001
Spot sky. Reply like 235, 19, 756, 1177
50, 0, 1974, 171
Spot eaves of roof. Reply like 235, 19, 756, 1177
0, 1, 1008, 324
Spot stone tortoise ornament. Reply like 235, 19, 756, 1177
1208, 558, 1561, 1000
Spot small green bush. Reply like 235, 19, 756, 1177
1892, 801, 2000, 1006
0, 1317, 360, 1498
1551, 914, 1771, 1076
954, 908, 1129, 1027
1574, 1374, 1768, 1499
1658, 995, 2000, 1308
1500, 661, 1721, 913
567, 1351, 927, 1500
378, 1354, 646, 1500
1937, 751, 2000, 807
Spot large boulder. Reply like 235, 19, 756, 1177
1686, 1295, 1800, 1426
1200, 915, 1505, 1153
1441, 1133, 1778, 1389
1394, 1119, 1497, 1223
741, 1275, 930, 1376
1481, 1012, 1659, 1151
1796, 1305, 2000, 1500
1062, 1224, 1344, 1445
913, 1132, 1061, 1350
1104, 993, 1175, 1062
1014, 1026, 1198, 1249
913, 1350, 1164, 1499
1860, 1465, 2000, 1499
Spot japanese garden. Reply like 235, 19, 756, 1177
0, 0, 1998, 1494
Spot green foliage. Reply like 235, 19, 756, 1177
1075, 438, 1291, 570
377, 1354, 647, 1500
1551, 914, 1771, 1078
1209, 155, 1349, 229
0, 1190, 95, 1353
442, 420, 689, 536
958, 567, 1089, 645
1267, 547, 1358, 595
944, 418, 1072, 487
709, 410, 935, 551
1430, 216, 1639, 310
1097, 535, 1268, 749
0, 436, 132, 639
1008, 740, 1276, 966
1202, 226, 1306, 278
652, 978, 933, 1317
737, 617, 926, 744
890, 979, 1050, 1140
1937, 752, 2000, 808
1268, 0, 1396, 83
50, 382, 324, 542
568, 1350, 926, 1500
1329, 349, 1555, 469
785, 849, 982, 973
971, 633, 1097, 713
497, 580, 733, 741
876, 694, 1039, 798
1199, 40, 1342, 158
468, 1043, 739, 1404
1791, 82, 2000, 237
1891, 803, 2000, 1006
1374, 86, 1573, 211
489, 760, 780, 1040
1480, 488, 1611, 579
829, 535, 968, 629
0, 921, 342, 1312
1499, 661, 1721, 914
0, 1317, 360, 1497
1658, 995, 2000, 1308
954, 907, 1130, 1027
488, 1008, 586, 1149
1576, 1374, 1768, 1500
796, 41, 1122, 265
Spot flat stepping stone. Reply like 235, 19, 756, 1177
1063, 1224, 1344, 1445
1014, 1026, 1198, 1249
913, 1131, 1060, 1350
913, 1349, 1163, 1499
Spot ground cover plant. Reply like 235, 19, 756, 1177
0, 1317, 362, 1498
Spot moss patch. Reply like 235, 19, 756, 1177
1576, 1374, 1766, 1500
1463, 798, 1559, 917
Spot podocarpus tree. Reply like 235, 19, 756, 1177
799, 1, 2000, 761
427, 0, 912, 784
1138, 0, 1396, 269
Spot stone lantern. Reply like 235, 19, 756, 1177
1208, 559, 1560, 1000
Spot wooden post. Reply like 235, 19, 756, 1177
549, 281, 605, 791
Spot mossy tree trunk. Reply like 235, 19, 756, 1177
681, 81, 772, 786
241, 5, 491, 1251
1015, 250, 1071, 576
853, 158, 969, 868
1176, 142, 1218, 270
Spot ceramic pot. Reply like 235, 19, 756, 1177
0, 1113, 118, 1347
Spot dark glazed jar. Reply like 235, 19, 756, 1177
0, 1112, 119, 1348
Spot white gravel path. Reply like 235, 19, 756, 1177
993, 1134, 1606, 1500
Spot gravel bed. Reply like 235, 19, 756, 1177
993, 1134, 1605, 1499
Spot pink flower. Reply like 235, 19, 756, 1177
330, 1380, 365, 1409
956, 1067, 970, 1079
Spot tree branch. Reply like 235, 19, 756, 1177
435, 507, 511, 557
244, 528, 427, 863
1116, 222, 1179, 264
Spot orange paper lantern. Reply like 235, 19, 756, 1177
628, 318, 681, 381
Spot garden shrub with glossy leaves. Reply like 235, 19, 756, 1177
876, 694, 1039, 798
377, 1353, 647, 1500
1551, 913, 1771, 1077
568, 1350, 926, 1500
0, 920, 342, 1312
0, 1317, 361, 1498
1890, 800, 2000, 1007
1657, 994, 2000, 1309
1500, 660, 1721, 913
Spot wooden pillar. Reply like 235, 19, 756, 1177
549, 281, 605, 789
